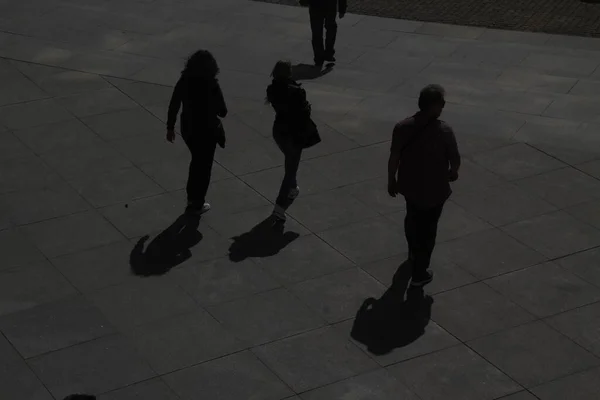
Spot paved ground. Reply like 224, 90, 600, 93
2, 0, 600, 399
257, 0, 600, 37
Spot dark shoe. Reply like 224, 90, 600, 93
288, 186, 300, 200
410, 270, 433, 287
271, 205, 287, 222
324, 55, 336, 63
314, 59, 324, 68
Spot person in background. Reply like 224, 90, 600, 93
387, 84, 461, 287
167, 49, 227, 215
299, 0, 347, 67
266, 60, 315, 224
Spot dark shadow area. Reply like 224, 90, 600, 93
228, 218, 300, 262
351, 261, 433, 355
130, 213, 203, 276
63, 395, 96, 400
292, 63, 334, 81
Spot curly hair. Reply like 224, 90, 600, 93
182, 49, 219, 79
270, 60, 292, 81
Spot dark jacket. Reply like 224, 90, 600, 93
167, 73, 227, 134
390, 113, 461, 208
303, 0, 347, 13
266, 79, 311, 132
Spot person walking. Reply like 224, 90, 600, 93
387, 84, 461, 287
299, 0, 347, 67
266, 60, 320, 224
166, 49, 227, 215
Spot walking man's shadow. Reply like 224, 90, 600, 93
228, 218, 300, 262
130, 213, 203, 276
351, 261, 433, 355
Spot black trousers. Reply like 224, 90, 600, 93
309, 4, 338, 63
274, 129, 302, 209
183, 133, 217, 205
404, 200, 445, 275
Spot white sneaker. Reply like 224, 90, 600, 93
187, 201, 211, 215
200, 202, 211, 214
288, 186, 300, 200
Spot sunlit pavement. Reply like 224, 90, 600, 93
1, 0, 600, 399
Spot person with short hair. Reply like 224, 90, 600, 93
167, 49, 228, 215
299, 0, 347, 67
387, 84, 461, 287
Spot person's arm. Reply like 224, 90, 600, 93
338, 0, 347, 16
214, 81, 228, 118
166, 77, 183, 142
387, 125, 402, 197
445, 126, 461, 181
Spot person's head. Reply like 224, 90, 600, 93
183, 49, 219, 79
418, 84, 446, 119
271, 60, 292, 81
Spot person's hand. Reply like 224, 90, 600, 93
339, 11, 346, 18
387, 179, 398, 197
448, 170, 459, 182
166, 129, 176, 143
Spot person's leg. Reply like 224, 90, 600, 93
275, 142, 302, 209
420, 202, 445, 269
323, 5, 338, 61
309, 6, 325, 65
411, 202, 445, 284
195, 137, 218, 206
404, 201, 418, 261
183, 134, 201, 205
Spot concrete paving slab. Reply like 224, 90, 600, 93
1, 0, 600, 398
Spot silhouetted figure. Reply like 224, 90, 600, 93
266, 61, 321, 224
63, 395, 96, 400
351, 261, 433, 355
130, 214, 202, 276
299, 0, 347, 67
229, 218, 300, 262
387, 85, 461, 287
167, 49, 228, 215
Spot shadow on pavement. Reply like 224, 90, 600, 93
130, 213, 203, 276
351, 260, 433, 355
292, 63, 334, 81
228, 217, 300, 262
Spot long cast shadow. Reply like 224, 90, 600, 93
228, 218, 300, 262
130, 213, 203, 276
292, 63, 334, 81
351, 261, 433, 355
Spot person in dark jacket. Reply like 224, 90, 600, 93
266, 60, 311, 223
167, 49, 227, 215
300, 0, 347, 67
387, 84, 461, 287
